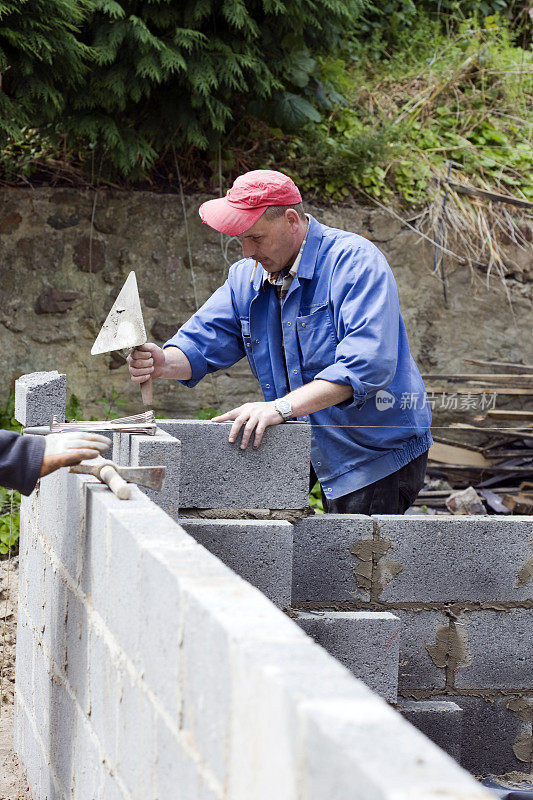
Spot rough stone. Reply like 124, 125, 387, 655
291, 514, 374, 603
371, 515, 533, 603
34, 289, 80, 314
128, 428, 181, 518
151, 319, 178, 341
73, 236, 105, 272
46, 211, 79, 230
294, 610, 400, 701
180, 518, 293, 608
0, 211, 22, 233
398, 700, 463, 762
15, 370, 66, 426
453, 609, 533, 690
157, 419, 311, 510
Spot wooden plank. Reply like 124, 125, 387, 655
485, 410, 533, 421
448, 181, 533, 209
426, 386, 533, 395
464, 359, 533, 374
432, 435, 485, 453
422, 374, 533, 384
428, 442, 491, 468
502, 494, 533, 514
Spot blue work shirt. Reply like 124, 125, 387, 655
164, 215, 432, 500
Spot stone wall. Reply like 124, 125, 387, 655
1, 187, 531, 420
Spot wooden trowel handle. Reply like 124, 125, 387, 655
141, 376, 153, 405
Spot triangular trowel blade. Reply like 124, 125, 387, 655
91, 271, 147, 355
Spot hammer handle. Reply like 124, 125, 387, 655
141, 376, 153, 405
99, 464, 131, 500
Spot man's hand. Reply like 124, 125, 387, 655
212, 402, 284, 450
40, 432, 111, 477
127, 343, 166, 385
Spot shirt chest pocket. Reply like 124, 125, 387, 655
296, 304, 338, 375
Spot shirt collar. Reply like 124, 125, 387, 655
263, 214, 310, 287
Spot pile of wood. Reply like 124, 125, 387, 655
420, 359, 533, 515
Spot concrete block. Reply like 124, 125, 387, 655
447, 695, 533, 776
396, 610, 448, 692
129, 428, 181, 518
398, 700, 463, 762
14, 611, 35, 707
32, 636, 53, 738
104, 513, 142, 664
42, 553, 67, 670
155, 715, 205, 800
88, 627, 121, 770
70, 710, 105, 800
291, 514, 374, 603
298, 695, 490, 800
180, 582, 234, 788
157, 419, 311, 509
180, 518, 293, 608
138, 548, 183, 718
101, 770, 126, 800
22, 529, 45, 637
453, 609, 533, 690
48, 674, 77, 793
116, 670, 155, 800
113, 431, 130, 466
294, 610, 400, 701
80, 483, 111, 620
65, 589, 90, 713
371, 515, 533, 603
15, 370, 66, 426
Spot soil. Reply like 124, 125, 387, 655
0, 558, 31, 799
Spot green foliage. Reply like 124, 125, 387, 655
309, 481, 324, 514
65, 393, 84, 421
98, 389, 127, 420
0, 390, 19, 433
65, 0, 366, 177
0, 0, 93, 140
195, 407, 220, 420
0, 487, 20, 556
262, 14, 532, 205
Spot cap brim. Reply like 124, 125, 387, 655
199, 197, 266, 235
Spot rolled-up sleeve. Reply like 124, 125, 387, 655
163, 274, 246, 388
0, 431, 45, 496
314, 243, 399, 410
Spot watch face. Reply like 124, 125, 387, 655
276, 399, 292, 419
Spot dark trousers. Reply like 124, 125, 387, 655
311, 451, 429, 515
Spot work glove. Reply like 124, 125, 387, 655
41, 432, 111, 477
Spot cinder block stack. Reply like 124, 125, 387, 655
291, 512, 533, 774
14, 370, 526, 796
13, 371, 489, 799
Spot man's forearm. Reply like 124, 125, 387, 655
160, 346, 193, 381
285, 379, 353, 417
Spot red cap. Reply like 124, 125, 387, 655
199, 169, 302, 235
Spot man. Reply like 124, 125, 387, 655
0, 429, 111, 496
128, 169, 432, 514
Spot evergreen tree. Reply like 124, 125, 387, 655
0, 0, 92, 138
62, 0, 366, 177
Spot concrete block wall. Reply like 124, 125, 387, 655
14, 468, 490, 800
292, 513, 533, 776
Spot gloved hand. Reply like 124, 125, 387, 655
40, 432, 111, 477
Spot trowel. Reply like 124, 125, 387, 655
91, 271, 153, 405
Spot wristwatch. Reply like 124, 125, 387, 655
274, 398, 293, 421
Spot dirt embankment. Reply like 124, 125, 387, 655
0, 558, 31, 800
